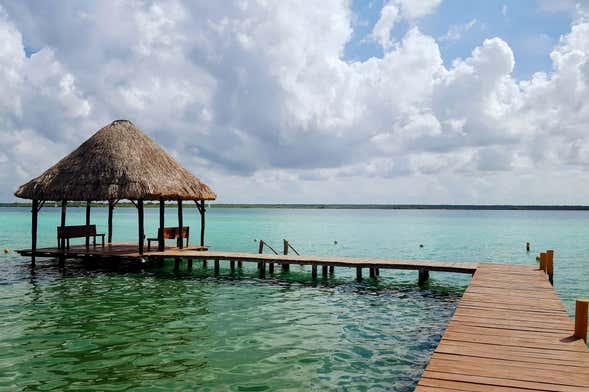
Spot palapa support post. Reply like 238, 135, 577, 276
196, 200, 206, 247
356, 267, 362, 281
158, 198, 165, 251
418, 269, 430, 286
214, 259, 220, 276
282, 239, 290, 272
85, 201, 91, 249
539, 252, 547, 274
59, 200, 67, 266
574, 299, 589, 343
322, 265, 328, 278
311, 264, 317, 280
177, 199, 183, 249
107, 200, 114, 244
31, 199, 39, 267
546, 250, 554, 285
137, 199, 144, 255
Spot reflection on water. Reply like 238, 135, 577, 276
0, 258, 462, 391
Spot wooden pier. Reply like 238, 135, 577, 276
417, 263, 589, 392
17, 244, 589, 390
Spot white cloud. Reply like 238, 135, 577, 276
0, 1, 588, 203
439, 19, 477, 42
371, 0, 441, 49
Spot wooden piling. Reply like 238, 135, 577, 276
418, 269, 430, 286
546, 249, 554, 285
203, 260, 208, 268
259, 261, 266, 278
282, 240, 290, 271
575, 299, 589, 343
269, 262, 275, 274
369, 267, 376, 278
237, 260, 243, 269
322, 265, 328, 278
539, 252, 547, 273
526, 242, 530, 252
356, 267, 362, 281
187, 258, 193, 271
230, 260, 235, 273
375, 268, 379, 276
329, 265, 334, 275
214, 259, 220, 276
174, 257, 180, 271
311, 264, 317, 280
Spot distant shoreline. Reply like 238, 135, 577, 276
1, 202, 589, 211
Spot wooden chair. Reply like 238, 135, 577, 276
147, 227, 189, 251
57, 225, 105, 249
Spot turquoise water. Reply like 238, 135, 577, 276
1, 207, 588, 391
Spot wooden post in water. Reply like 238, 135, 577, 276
158, 198, 165, 251
177, 199, 183, 249
375, 268, 380, 276
259, 261, 266, 278
356, 267, 362, 281
237, 260, 242, 269
282, 240, 290, 272
31, 199, 38, 267
107, 200, 114, 244
322, 265, 328, 278
269, 262, 275, 274
369, 267, 376, 279
203, 260, 208, 268
85, 201, 91, 249
526, 242, 530, 252
174, 257, 180, 272
539, 252, 547, 273
311, 264, 317, 280
187, 258, 193, 271
214, 259, 220, 276
329, 265, 334, 275
230, 260, 235, 273
419, 269, 430, 286
546, 250, 554, 285
574, 299, 589, 343
138, 200, 144, 255
258, 240, 264, 271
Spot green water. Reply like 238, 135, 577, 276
1, 208, 588, 391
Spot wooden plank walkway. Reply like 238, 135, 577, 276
17, 243, 478, 273
416, 263, 589, 392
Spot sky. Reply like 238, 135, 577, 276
0, 0, 588, 204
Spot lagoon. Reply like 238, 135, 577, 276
1, 208, 588, 391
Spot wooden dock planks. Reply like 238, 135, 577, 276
416, 263, 589, 392
17, 243, 478, 273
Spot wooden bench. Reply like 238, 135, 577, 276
147, 227, 189, 251
57, 225, 105, 249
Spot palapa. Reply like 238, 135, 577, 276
15, 119, 216, 202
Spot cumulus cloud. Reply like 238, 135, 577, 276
0, 1, 588, 203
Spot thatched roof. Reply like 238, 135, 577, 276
15, 120, 216, 201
